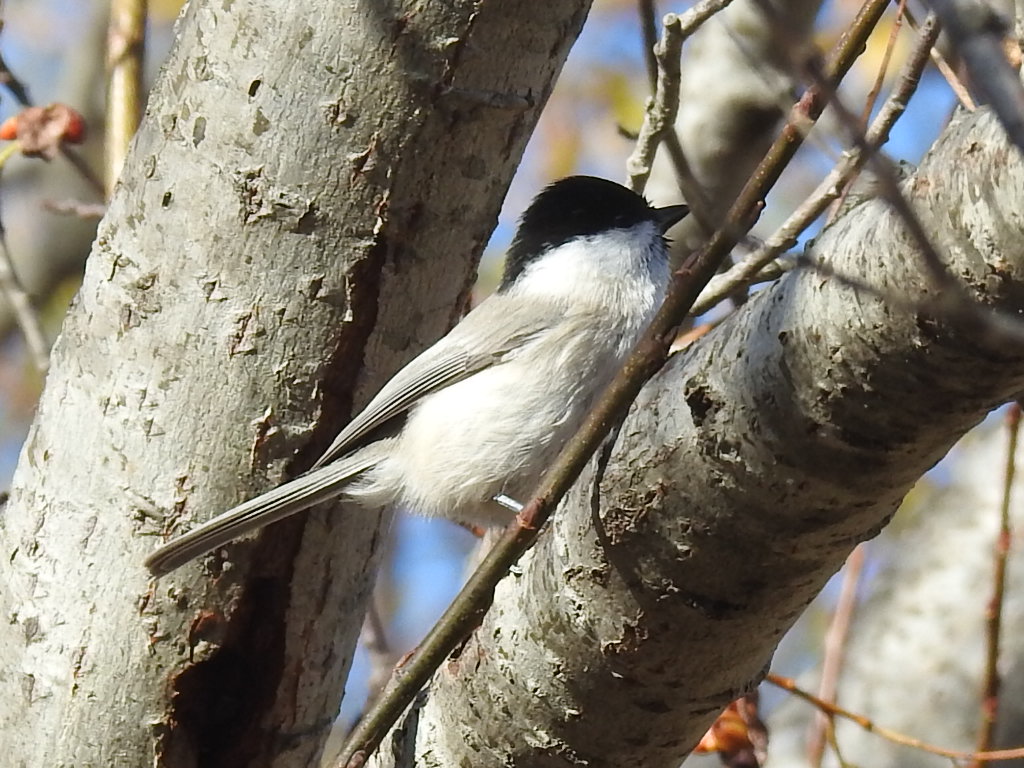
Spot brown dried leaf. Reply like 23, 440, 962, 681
2, 104, 86, 160
694, 692, 769, 768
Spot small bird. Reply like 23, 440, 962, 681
144, 176, 688, 576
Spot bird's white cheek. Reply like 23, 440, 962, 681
509, 223, 668, 311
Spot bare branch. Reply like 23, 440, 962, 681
0, 142, 49, 372
0, 27, 32, 107
106, 0, 147, 196
905, 5, 977, 110
626, 0, 736, 193
0, 224, 49, 373
927, 0, 1024, 148
638, 0, 660, 90
40, 199, 107, 219
691, 13, 941, 316
770, 674, 1024, 762
971, 404, 1021, 766
808, 544, 868, 768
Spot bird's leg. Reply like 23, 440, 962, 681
494, 493, 538, 530
493, 493, 523, 514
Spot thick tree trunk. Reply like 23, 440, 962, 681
0, 1, 590, 766
372, 110, 1024, 767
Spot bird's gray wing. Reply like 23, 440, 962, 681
312, 295, 550, 468
144, 296, 552, 577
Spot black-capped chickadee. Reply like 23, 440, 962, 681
144, 176, 688, 576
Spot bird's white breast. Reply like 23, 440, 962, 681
349, 221, 669, 526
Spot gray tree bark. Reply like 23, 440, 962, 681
0, 1, 589, 766
371, 110, 1024, 767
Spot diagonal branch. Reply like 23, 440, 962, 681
343, 1, 892, 763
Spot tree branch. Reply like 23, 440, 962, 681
375, 107, 1024, 768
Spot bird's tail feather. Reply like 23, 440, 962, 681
144, 451, 381, 577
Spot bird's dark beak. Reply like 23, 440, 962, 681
654, 204, 689, 233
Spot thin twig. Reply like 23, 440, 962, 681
360, 593, 401, 716
59, 147, 106, 198
691, 13, 941, 317
826, 723, 853, 768
106, 0, 147, 197
626, 0, 736, 193
861, 0, 907, 128
904, 5, 977, 110
334, 4, 890, 764
0, 142, 49, 372
829, 0, 908, 219
639, 0, 660, 91
661, 130, 719, 235
634, 0, 727, 235
0, 229, 49, 373
927, 50, 977, 110
769, 673, 1024, 761
971, 403, 1021, 766
808, 544, 867, 768
0, 47, 32, 107
41, 199, 107, 219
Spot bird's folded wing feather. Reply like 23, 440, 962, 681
312, 295, 550, 468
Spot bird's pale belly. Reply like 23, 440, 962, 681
349, 359, 600, 526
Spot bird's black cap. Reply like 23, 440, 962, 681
500, 176, 688, 291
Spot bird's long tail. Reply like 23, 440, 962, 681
144, 450, 382, 577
